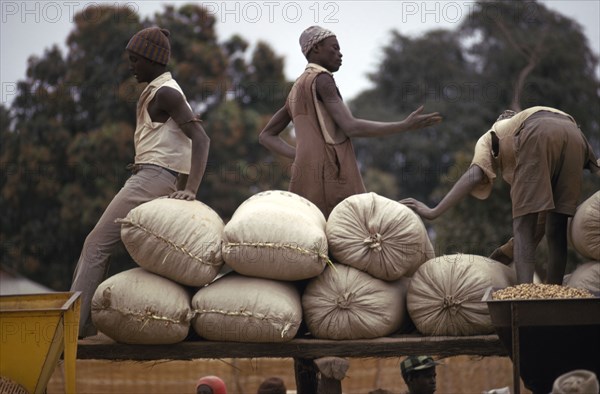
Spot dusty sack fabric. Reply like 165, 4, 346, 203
222, 190, 328, 281
91, 268, 192, 344
568, 191, 600, 261
566, 262, 600, 293
407, 254, 516, 336
119, 198, 224, 287
326, 192, 435, 280
191, 273, 302, 342
302, 263, 410, 339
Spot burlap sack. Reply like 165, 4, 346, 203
302, 263, 410, 339
222, 190, 328, 281
92, 268, 192, 344
566, 262, 600, 293
407, 254, 516, 336
568, 191, 600, 261
119, 198, 224, 287
326, 192, 435, 280
192, 273, 302, 342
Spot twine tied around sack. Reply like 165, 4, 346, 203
117, 218, 222, 266
335, 292, 355, 310
363, 232, 383, 251
441, 294, 464, 315
95, 304, 192, 329
194, 308, 297, 338
137, 306, 193, 330
223, 241, 334, 269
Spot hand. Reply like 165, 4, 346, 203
404, 105, 442, 130
489, 247, 513, 265
400, 198, 437, 220
168, 189, 196, 201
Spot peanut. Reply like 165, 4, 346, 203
492, 283, 594, 300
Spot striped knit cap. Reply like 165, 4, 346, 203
300, 26, 336, 57
126, 27, 171, 65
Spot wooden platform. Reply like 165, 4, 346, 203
77, 333, 507, 360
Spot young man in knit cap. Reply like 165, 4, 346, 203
70, 27, 210, 338
259, 26, 441, 218
401, 107, 599, 284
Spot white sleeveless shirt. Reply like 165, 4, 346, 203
134, 72, 192, 174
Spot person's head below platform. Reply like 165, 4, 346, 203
257, 376, 287, 394
299, 26, 342, 73
400, 355, 439, 394
552, 369, 599, 394
126, 26, 171, 83
196, 375, 227, 394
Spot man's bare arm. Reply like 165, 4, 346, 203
316, 73, 442, 138
401, 165, 487, 220
259, 106, 296, 159
156, 87, 210, 200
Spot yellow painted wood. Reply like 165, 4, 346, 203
1, 292, 81, 394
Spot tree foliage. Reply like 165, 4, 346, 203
352, 29, 488, 202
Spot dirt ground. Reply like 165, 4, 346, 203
48, 355, 532, 393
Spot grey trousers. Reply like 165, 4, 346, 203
70, 165, 177, 337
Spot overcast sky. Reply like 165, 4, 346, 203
1, 1, 599, 106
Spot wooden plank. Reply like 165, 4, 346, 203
77, 334, 507, 361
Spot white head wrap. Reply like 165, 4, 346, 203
299, 26, 336, 57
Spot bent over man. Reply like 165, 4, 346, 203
402, 106, 599, 284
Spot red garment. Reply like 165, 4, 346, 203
196, 376, 227, 394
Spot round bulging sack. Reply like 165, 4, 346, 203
119, 198, 224, 287
192, 273, 302, 343
407, 254, 516, 336
327, 192, 435, 280
92, 268, 192, 344
569, 191, 600, 261
302, 263, 410, 339
566, 262, 600, 293
222, 190, 328, 281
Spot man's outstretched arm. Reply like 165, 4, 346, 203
400, 165, 487, 220
317, 73, 442, 138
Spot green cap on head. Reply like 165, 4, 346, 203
400, 356, 439, 378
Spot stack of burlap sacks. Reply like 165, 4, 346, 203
91, 191, 600, 344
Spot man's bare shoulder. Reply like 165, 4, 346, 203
155, 85, 184, 101
154, 86, 186, 111
315, 72, 340, 101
